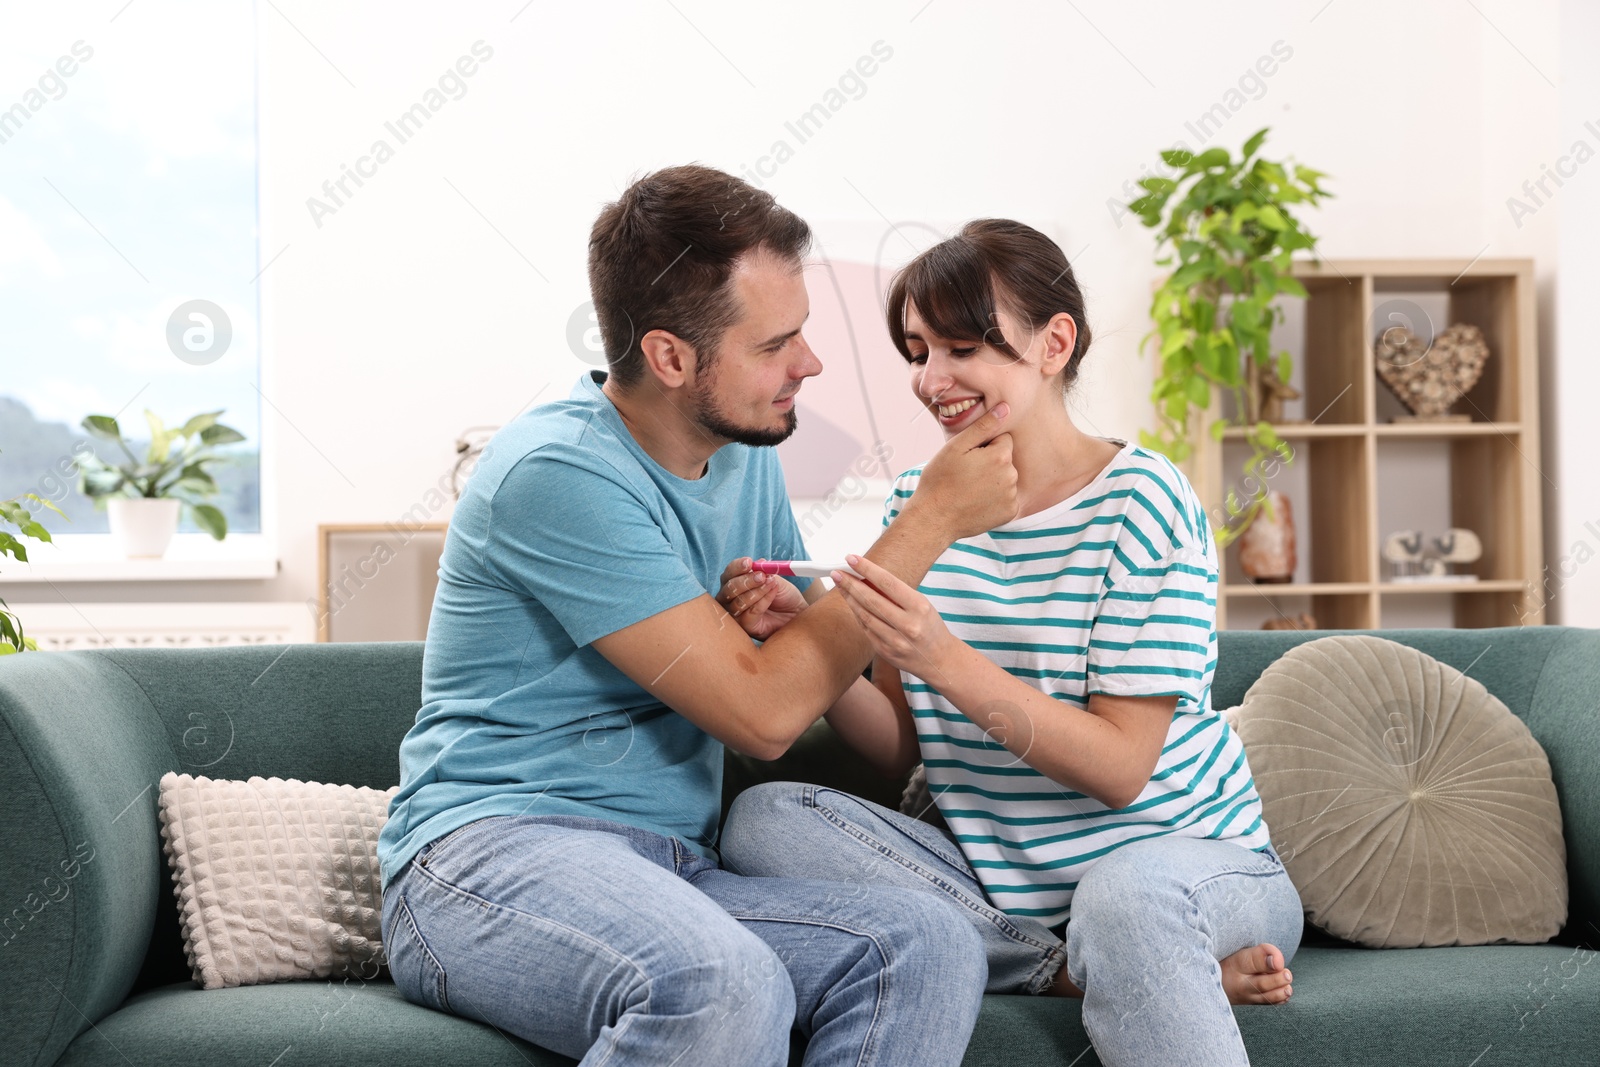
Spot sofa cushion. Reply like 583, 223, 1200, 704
1232, 635, 1566, 948
53, 944, 1599, 1067
158, 773, 396, 989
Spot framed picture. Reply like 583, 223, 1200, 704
315, 523, 447, 642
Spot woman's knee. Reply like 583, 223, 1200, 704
721, 781, 811, 875
1071, 844, 1184, 929
654, 925, 796, 1033
868, 888, 987, 985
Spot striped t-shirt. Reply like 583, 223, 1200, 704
883, 438, 1271, 928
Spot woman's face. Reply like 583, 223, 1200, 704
903, 301, 1073, 437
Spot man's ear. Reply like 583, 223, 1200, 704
1040, 312, 1078, 377
639, 328, 695, 389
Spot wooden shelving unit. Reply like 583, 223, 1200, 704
1179, 258, 1544, 631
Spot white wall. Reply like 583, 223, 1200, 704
25, 0, 1582, 622
1553, 0, 1600, 625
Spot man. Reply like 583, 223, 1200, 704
376, 164, 1019, 1066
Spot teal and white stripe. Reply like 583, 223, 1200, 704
884, 439, 1270, 927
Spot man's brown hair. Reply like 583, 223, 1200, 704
588, 165, 812, 389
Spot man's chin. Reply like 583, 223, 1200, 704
700, 410, 797, 448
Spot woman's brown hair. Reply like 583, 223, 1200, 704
886, 219, 1092, 391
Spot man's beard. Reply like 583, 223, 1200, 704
688, 357, 798, 447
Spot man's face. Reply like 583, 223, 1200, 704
688, 248, 821, 448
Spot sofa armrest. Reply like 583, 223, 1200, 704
1527, 626, 1600, 939
0, 651, 175, 1067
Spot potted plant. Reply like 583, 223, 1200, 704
1129, 127, 1331, 546
0, 483, 64, 654
77, 409, 244, 558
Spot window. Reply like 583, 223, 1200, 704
0, 5, 260, 537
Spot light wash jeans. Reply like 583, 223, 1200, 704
722, 782, 1305, 1067
381, 813, 987, 1067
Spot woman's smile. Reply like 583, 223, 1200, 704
933, 395, 985, 429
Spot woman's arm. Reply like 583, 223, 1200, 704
828, 554, 1174, 810
822, 658, 921, 779
933, 644, 1174, 810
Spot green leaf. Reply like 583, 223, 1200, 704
82, 415, 122, 442
144, 410, 171, 464
1276, 351, 1292, 383
1277, 274, 1308, 298
1194, 147, 1230, 168
179, 410, 223, 438
1137, 177, 1177, 194
190, 504, 228, 541
1257, 204, 1287, 231
200, 424, 246, 446
1185, 375, 1211, 408
80, 469, 127, 498
177, 463, 217, 491
1160, 328, 1195, 358
1160, 148, 1195, 168
1209, 419, 1229, 442
1241, 127, 1269, 161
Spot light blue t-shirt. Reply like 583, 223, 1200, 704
377, 370, 811, 889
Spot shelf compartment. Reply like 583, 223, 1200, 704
1370, 268, 1528, 426
1219, 587, 1375, 631
1378, 588, 1535, 629
1292, 266, 1368, 426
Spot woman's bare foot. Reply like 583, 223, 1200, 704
1040, 943, 1292, 1003
1221, 943, 1293, 1005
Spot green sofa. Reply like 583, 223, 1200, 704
3, 627, 1597, 1066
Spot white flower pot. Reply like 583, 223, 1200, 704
108, 498, 182, 559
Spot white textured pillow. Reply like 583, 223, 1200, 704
157, 772, 398, 989
1231, 636, 1567, 948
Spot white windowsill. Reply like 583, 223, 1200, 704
0, 534, 279, 583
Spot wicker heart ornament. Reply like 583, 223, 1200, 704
1374, 323, 1490, 418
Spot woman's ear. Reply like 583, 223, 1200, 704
1040, 312, 1078, 376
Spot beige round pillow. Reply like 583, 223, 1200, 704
1231, 635, 1566, 948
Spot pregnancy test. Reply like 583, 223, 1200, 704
752, 559, 864, 580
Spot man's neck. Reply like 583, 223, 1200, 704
600, 375, 723, 480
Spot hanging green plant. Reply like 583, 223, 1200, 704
0, 484, 65, 654
1130, 126, 1331, 545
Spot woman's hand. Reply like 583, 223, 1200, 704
830, 554, 959, 684
717, 557, 808, 640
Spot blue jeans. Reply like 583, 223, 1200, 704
380, 813, 987, 1066
722, 783, 1305, 1067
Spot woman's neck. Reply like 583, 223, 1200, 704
1008, 406, 1122, 519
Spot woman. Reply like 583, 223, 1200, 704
716, 219, 1303, 1066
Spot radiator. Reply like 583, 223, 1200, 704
12, 603, 317, 651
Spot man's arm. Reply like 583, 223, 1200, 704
591, 404, 1016, 759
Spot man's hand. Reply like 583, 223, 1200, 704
716, 557, 808, 640
906, 402, 1018, 540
